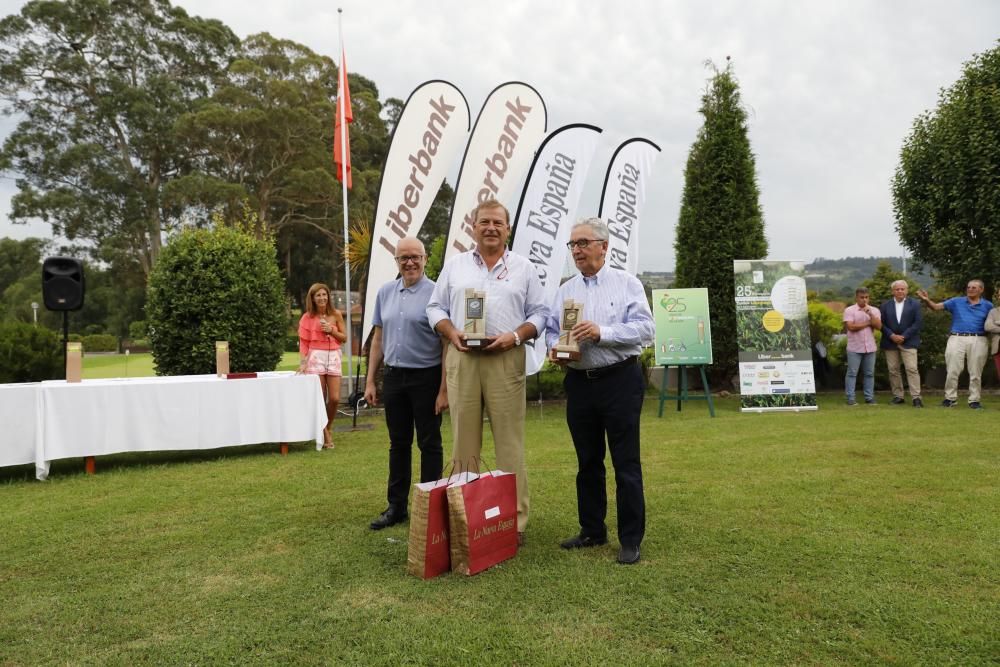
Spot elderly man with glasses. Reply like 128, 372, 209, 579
545, 218, 654, 565
365, 236, 448, 530
918, 280, 994, 409
426, 198, 547, 546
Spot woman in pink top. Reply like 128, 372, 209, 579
299, 283, 347, 448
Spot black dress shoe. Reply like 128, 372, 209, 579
891, 396, 905, 405
560, 533, 608, 549
913, 398, 924, 408
617, 545, 641, 565
369, 507, 407, 530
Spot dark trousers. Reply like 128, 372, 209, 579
383, 365, 443, 510
564, 362, 646, 547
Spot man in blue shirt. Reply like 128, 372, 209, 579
917, 280, 994, 409
365, 237, 448, 529
545, 219, 655, 565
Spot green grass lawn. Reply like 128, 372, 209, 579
1, 395, 997, 664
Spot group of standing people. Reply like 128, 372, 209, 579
360, 199, 653, 565
843, 279, 998, 409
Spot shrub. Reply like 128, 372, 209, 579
0, 321, 61, 382
286, 333, 300, 353
129, 320, 147, 340
147, 224, 286, 375
525, 361, 566, 400
82, 333, 118, 352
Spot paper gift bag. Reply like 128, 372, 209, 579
447, 470, 518, 576
406, 471, 478, 579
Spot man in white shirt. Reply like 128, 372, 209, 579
426, 199, 547, 544
544, 218, 654, 565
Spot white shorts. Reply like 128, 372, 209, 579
304, 349, 342, 376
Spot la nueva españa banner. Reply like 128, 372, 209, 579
510, 123, 602, 375
733, 260, 817, 412
444, 82, 547, 263
597, 138, 661, 276
362, 80, 470, 341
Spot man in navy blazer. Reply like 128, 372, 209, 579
879, 280, 923, 407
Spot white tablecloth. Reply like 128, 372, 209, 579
3, 372, 326, 480
0, 383, 44, 478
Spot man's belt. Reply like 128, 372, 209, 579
570, 355, 638, 380
950, 332, 986, 336
384, 363, 442, 372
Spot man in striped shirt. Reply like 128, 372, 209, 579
544, 218, 655, 565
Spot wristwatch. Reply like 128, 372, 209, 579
512, 331, 522, 347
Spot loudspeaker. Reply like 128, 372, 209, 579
42, 257, 85, 311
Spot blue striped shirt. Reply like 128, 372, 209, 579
544, 264, 654, 370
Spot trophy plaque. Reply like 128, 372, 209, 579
66, 341, 83, 383
554, 299, 583, 361
463, 288, 487, 349
216, 341, 230, 376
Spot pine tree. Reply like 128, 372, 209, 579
674, 61, 767, 384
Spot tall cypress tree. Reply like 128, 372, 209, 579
674, 61, 767, 384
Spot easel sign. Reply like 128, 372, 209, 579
653, 288, 712, 365
652, 288, 714, 417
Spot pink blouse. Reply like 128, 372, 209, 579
298, 312, 342, 356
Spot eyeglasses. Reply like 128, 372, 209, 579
395, 255, 425, 264
565, 239, 603, 250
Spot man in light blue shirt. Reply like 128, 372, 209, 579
918, 279, 994, 409
365, 237, 448, 529
544, 218, 654, 564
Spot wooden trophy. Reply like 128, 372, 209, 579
553, 299, 583, 361
66, 341, 83, 383
216, 341, 230, 376
463, 288, 487, 349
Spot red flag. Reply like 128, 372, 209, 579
334, 48, 353, 189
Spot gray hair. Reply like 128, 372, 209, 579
572, 218, 610, 241
969, 279, 985, 290
891, 280, 908, 290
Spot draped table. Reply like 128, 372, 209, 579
1, 372, 327, 480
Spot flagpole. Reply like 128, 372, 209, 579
338, 7, 354, 400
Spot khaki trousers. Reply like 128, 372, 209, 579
884, 347, 921, 399
944, 335, 989, 403
446, 344, 529, 532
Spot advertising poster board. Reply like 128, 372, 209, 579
652, 288, 712, 366
733, 260, 817, 412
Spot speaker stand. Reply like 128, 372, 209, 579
62, 311, 69, 379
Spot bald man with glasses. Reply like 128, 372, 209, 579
365, 237, 448, 530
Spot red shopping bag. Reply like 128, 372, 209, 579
406, 478, 451, 579
447, 470, 518, 576
406, 471, 478, 579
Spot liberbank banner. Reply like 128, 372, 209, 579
362, 81, 470, 341
444, 82, 547, 262
511, 123, 602, 375
733, 260, 817, 412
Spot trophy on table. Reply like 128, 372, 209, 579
553, 299, 583, 361
463, 288, 487, 349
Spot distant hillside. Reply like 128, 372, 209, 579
639, 257, 935, 299
805, 257, 934, 297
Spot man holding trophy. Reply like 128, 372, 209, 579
426, 198, 547, 545
544, 219, 654, 565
